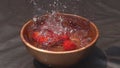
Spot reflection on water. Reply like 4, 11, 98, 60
33, 46, 107, 68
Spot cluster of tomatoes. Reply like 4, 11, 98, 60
32, 30, 77, 51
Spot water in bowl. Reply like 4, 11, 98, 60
27, 12, 92, 51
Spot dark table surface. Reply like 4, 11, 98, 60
0, 0, 120, 68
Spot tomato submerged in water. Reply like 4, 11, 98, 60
63, 40, 77, 51
32, 31, 49, 43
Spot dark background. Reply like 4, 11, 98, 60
0, 0, 120, 68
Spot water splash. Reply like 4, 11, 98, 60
28, 0, 92, 50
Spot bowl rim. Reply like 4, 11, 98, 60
20, 13, 99, 54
